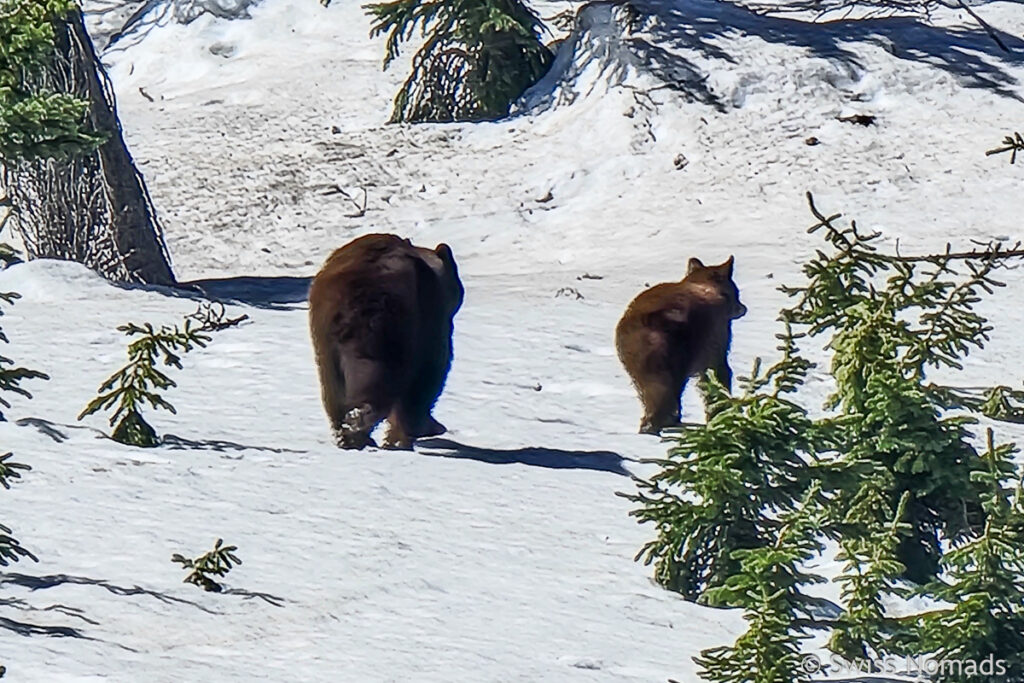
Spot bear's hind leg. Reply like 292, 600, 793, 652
402, 333, 453, 439
336, 354, 401, 450
383, 404, 416, 450
638, 375, 685, 435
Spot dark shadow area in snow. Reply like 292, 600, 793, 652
182, 275, 311, 310
417, 437, 634, 475
161, 433, 305, 454
15, 417, 70, 443
222, 587, 287, 607
0, 572, 219, 614
643, 0, 1024, 100
0, 615, 87, 639
0, 597, 100, 626
531, 0, 1024, 112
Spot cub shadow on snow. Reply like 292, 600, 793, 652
527, 0, 1024, 111
416, 437, 635, 475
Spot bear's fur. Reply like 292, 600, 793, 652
615, 256, 746, 435
308, 234, 463, 449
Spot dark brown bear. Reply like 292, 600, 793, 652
615, 256, 746, 435
308, 234, 464, 450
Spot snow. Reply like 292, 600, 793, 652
3, 0, 1024, 679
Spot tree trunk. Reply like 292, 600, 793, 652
0, 9, 175, 287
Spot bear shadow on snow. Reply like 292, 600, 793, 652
416, 437, 634, 476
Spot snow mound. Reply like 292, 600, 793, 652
0, 259, 118, 304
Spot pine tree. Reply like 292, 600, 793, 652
0, 0, 104, 159
779, 194, 1016, 583
357, 0, 552, 122
621, 329, 824, 601
694, 487, 826, 683
827, 488, 911, 660
172, 538, 241, 593
913, 429, 1024, 682
0, 289, 45, 566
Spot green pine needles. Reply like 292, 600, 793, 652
915, 429, 1024, 682
624, 193, 1024, 681
0, 0, 106, 160
78, 303, 245, 447
694, 486, 826, 683
0, 290, 48, 421
171, 538, 241, 593
0, 287, 45, 566
0, 452, 36, 566
361, 0, 552, 122
620, 337, 823, 602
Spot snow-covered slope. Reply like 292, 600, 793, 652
2, 0, 1024, 679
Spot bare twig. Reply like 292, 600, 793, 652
185, 302, 249, 331
805, 192, 1024, 263
321, 185, 368, 218
953, 0, 1008, 53
986, 132, 1024, 164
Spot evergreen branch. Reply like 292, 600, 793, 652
78, 303, 236, 446
172, 538, 241, 593
0, 452, 29, 489
0, 522, 38, 566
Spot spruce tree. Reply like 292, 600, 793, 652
621, 330, 823, 601
172, 538, 242, 593
0, 0, 104, 159
78, 304, 246, 446
0, 452, 36, 565
914, 429, 1024, 682
2, 0, 176, 285
694, 487, 826, 683
827, 488, 911, 660
353, 0, 552, 122
779, 194, 1012, 583
625, 194, 1024, 683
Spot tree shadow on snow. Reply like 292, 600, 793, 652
15, 418, 301, 456
180, 275, 311, 311
0, 572, 220, 615
0, 614, 89, 639
100, 274, 310, 311
161, 433, 305, 455
536, 0, 1024, 108
416, 437, 634, 475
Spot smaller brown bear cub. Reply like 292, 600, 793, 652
308, 234, 464, 450
615, 256, 746, 435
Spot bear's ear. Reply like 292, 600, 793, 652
687, 257, 705, 275
435, 243, 456, 266
722, 255, 735, 277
